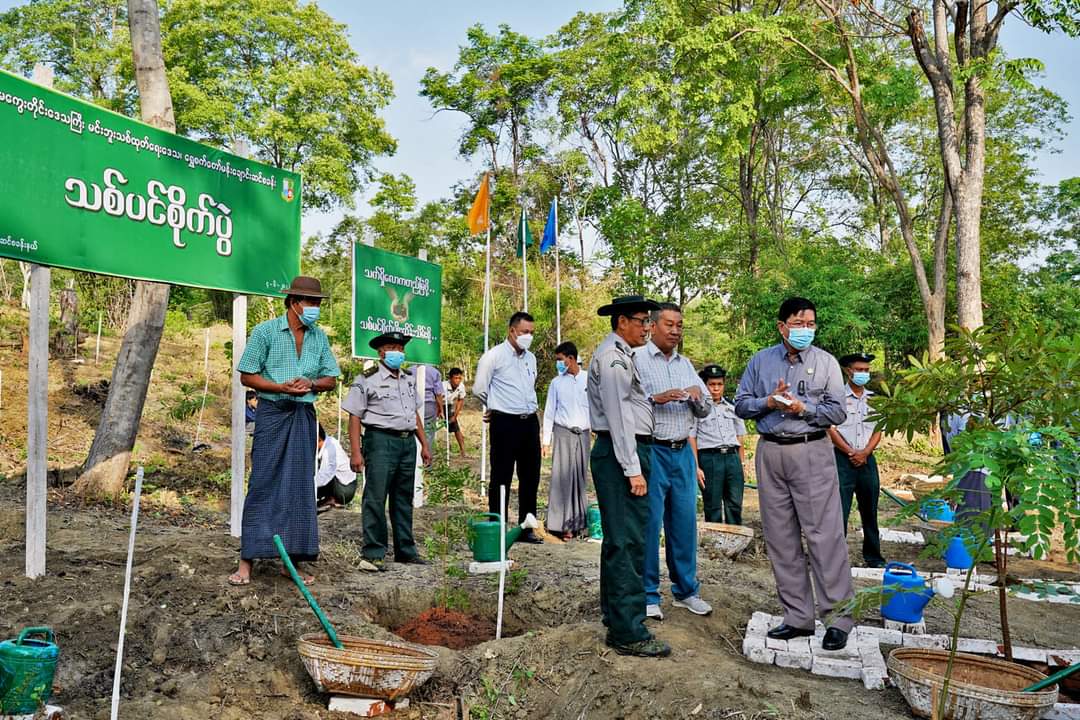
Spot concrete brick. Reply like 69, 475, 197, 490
902, 634, 950, 649
1045, 703, 1080, 720
859, 645, 887, 669
955, 638, 999, 655
861, 667, 887, 691
885, 619, 926, 636
775, 650, 813, 671
1046, 703, 1080, 720
468, 559, 514, 575
788, 636, 812, 655
1050, 651, 1080, 664
1011, 646, 1047, 663
811, 655, 863, 680
328, 697, 402, 716
746, 645, 776, 664
812, 638, 860, 660
766, 636, 789, 651
851, 567, 885, 580
743, 634, 765, 656
747, 612, 772, 633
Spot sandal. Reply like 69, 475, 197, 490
227, 573, 251, 586
280, 567, 315, 586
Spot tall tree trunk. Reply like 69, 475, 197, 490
75, 0, 175, 497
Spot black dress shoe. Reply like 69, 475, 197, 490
766, 623, 814, 641
397, 556, 429, 565
519, 530, 544, 544
822, 627, 849, 650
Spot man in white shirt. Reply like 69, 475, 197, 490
443, 368, 468, 457
542, 341, 591, 539
315, 425, 357, 511
473, 311, 543, 543
827, 352, 885, 567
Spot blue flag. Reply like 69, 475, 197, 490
540, 199, 557, 253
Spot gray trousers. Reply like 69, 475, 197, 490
756, 436, 854, 632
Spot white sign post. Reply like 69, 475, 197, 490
230, 294, 247, 538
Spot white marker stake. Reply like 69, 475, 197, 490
193, 329, 210, 447
111, 466, 144, 720
496, 485, 507, 640
336, 382, 343, 443
95, 311, 102, 365
0, 368, 3, 410
444, 387, 450, 465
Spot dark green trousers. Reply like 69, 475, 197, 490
834, 449, 884, 565
591, 434, 652, 646
698, 449, 744, 525
317, 477, 357, 506
361, 429, 418, 561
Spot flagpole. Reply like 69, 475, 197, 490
521, 209, 528, 312
481, 221, 492, 495
554, 196, 561, 344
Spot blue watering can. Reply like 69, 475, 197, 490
943, 532, 976, 569
881, 562, 935, 623
920, 499, 954, 523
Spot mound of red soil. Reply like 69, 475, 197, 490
393, 607, 496, 650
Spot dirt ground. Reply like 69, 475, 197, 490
1, 312, 1078, 719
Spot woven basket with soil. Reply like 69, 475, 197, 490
297, 633, 439, 701
886, 647, 1058, 720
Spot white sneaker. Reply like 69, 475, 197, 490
646, 603, 664, 620
673, 595, 712, 616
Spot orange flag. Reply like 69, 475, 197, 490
468, 173, 491, 235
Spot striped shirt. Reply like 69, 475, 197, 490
237, 315, 339, 403
632, 341, 711, 441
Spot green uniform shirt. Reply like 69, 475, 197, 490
237, 315, 339, 403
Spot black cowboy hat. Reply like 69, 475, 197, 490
369, 331, 412, 350
699, 364, 728, 380
597, 294, 661, 317
839, 352, 875, 367
283, 276, 328, 298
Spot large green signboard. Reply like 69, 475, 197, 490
0, 69, 300, 295
352, 244, 442, 364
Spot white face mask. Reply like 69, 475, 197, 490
515, 332, 534, 351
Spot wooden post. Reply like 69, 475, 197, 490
26, 63, 53, 580
230, 294, 247, 538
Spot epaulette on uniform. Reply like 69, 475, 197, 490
363, 364, 379, 378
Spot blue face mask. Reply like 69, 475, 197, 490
383, 350, 405, 370
852, 371, 871, 386
786, 327, 815, 350
556, 360, 568, 375
298, 305, 320, 327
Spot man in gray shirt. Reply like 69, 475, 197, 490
734, 297, 854, 651
588, 295, 671, 658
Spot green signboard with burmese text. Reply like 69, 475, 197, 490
0, 68, 300, 295
352, 244, 442, 363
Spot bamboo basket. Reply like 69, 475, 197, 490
297, 633, 439, 701
887, 648, 1058, 720
913, 479, 948, 501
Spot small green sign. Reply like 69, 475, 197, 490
0, 68, 300, 295
352, 244, 442, 363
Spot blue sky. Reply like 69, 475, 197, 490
2, 0, 1076, 241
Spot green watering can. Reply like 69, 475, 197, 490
0, 627, 59, 715
587, 503, 603, 540
467, 513, 539, 562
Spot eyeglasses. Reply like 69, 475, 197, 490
785, 320, 817, 329
627, 315, 653, 327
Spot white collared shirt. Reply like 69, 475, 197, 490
473, 339, 538, 414
315, 435, 356, 487
836, 385, 877, 450
542, 370, 591, 445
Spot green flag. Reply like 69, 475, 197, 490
516, 207, 534, 258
